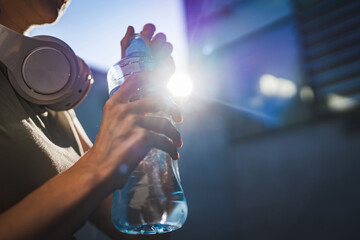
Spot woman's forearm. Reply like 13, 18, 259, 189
0, 151, 111, 240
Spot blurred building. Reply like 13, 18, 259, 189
74, 0, 360, 239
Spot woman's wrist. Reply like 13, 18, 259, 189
75, 146, 128, 195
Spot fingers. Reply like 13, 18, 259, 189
158, 42, 173, 58
110, 73, 148, 104
141, 23, 156, 40
121, 24, 172, 60
150, 33, 173, 58
146, 131, 179, 160
129, 97, 183, 123
151, 33, 166, 50
140, 116, 182, 148
121, 26, 135, 58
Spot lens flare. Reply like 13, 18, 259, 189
167, 73, 193, 97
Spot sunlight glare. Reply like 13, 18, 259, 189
167, 73, 194, 97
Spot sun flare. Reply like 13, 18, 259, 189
167, 73, 193, 97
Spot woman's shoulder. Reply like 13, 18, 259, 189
0, 65, 29, 121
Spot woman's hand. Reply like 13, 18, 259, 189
122, 24, 175, 81
121, 23, 174, 59
86, 24, 182, 191
89, 73, 182, 189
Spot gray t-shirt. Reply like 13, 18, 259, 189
0, 63, 84, 213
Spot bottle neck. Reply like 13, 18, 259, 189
124, 33, 172, 106
125, 34, 152, 58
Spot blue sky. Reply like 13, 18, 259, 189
29, 0, 189, 73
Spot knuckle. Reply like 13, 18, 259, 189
164, 118, 173, 127
113, 104, 125, 117
121, 104, 130, 114
149, 97, 163, 109
129, 114, 141, 127
137, 128, 149, 142
164, 117, 173, 127
162, 119, 173, 134
113, 108, 122, 118
103, 100, 113, 113
174, 128, 181, 139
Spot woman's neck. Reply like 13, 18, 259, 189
0, 5, 30, 34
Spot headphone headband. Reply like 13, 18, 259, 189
0, 24, 93, 111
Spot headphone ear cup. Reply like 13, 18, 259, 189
27, 35, 76, 94
29, 35, 93, 110
32, 35, 72, 51
22, 45, 71, 94
0, 25, 91, 110
70, 56, 93, 108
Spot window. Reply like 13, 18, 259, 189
185, 0, 360, 140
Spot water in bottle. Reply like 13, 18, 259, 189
107, 34, 188, 235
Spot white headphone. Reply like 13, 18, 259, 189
0, 24, 93, 111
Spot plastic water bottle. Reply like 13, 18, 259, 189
107, 34, 188, 235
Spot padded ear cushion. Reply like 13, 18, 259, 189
70, 57, 93, 108
32, 35, 71, 49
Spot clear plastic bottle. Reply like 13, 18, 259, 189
107, 34, 188, 235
